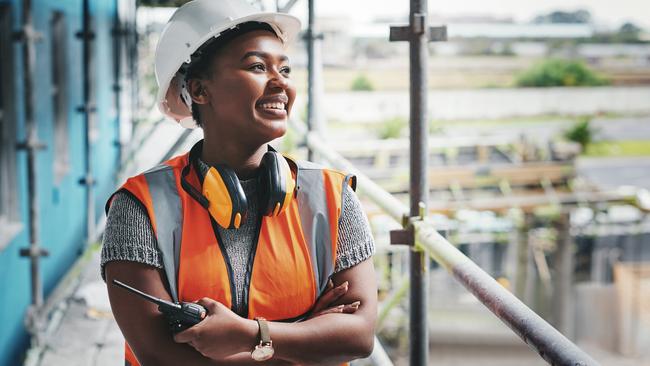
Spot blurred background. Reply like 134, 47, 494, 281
1, 0, 649, 365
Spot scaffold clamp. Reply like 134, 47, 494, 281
12, 26, 43, 42
389, 16, 447, 43
78, 174, 96, 186
390, 202, 428, 246
302, 29, 324, 41
16, 140, 47, 151
75, 30, 96, 41
19, 247, 50, 259
390, 227, 414, 246
76, 104, 97, 114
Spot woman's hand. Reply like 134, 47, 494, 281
307, 280, 360, 319
174, 281, 362, 361
173, 298, 255, 360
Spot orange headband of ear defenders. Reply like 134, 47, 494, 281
181, 140, 295, 229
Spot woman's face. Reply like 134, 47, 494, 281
198, 30, 296, 147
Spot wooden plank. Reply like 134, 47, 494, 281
366, 162, 575, 191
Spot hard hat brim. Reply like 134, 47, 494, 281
156, 12, 301, 127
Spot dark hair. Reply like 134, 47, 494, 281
183, 22, 277, 127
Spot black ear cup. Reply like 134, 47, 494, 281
259, 152, 295, 217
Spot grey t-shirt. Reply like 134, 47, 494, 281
101, 165, 375, 315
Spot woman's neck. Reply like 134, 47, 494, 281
200, 139, 266, 180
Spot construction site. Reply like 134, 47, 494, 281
1, 0, 650, 365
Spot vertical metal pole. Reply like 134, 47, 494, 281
129, 4, 139, 128
514, 213, 532, 299
18, 0, 49, 345
112, 2, 122, 173
552, 211, 573, 337
306, 0, 315, 160
81, 0, 95, 243
409, 0, 429, 364
23, 0, 41, 310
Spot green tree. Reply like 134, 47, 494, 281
516, 59, 609, 87
350, 74, 374, 91
564, 116, 596, 151
618, 22, 642, 42
533, 10, 591, 24
375, 117, 406, 139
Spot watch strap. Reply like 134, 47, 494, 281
256, 317, 271, 345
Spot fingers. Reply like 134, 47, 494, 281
311, 301, 361, 318
174, 298, 217, 344
173, 326, 197, 344
312, 281, 349, 314
195, 297, 219, 313
341, 301, 361, 314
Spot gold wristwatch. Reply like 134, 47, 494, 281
251, 317, 274, 361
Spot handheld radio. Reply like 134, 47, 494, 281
112, 279, 207, 333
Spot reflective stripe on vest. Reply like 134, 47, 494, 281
295, 161, 333, 295
143, 164, 183, 302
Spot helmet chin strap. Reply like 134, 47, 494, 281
179, 75, 193, 109
178, 75, 199, 129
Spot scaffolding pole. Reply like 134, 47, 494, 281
389, 1, 446, 364
16, 0, 49, 345
305, 0, 317, 160
77, 0, 96, 244
407, 2, 428, 364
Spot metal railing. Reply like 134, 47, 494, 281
292, 120, 601, 365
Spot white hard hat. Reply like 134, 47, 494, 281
154, 0, 301, 128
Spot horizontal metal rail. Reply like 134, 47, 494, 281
294, 122, 600, 366
414, 222, 598, 365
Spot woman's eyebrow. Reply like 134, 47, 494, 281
240, 51, 289, 63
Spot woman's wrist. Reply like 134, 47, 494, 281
237, 317, 260, 354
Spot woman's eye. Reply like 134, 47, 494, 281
249, 64, 265, 72
280, 66, 291, 76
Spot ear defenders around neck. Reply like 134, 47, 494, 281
202, 164, 248, 229
181, 141, 296, 230
259, 151, 296, 217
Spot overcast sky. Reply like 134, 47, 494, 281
280, 0, 650, 29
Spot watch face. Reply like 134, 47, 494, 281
252, 345, 274, 361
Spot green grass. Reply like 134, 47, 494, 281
585, 140, 650, 157
516, 59, 609, 87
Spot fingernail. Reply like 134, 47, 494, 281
351, 301, 361, 307
335, 281, 349, 294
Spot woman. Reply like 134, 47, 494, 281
102, 0, 377, 365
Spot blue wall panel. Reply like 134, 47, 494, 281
0, 1, 33, 364
0, 1, 123, 364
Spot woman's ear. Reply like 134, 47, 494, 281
187, 78, 209, 105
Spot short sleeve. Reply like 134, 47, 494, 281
334, 184, 376, 272
100, 191, 163, 280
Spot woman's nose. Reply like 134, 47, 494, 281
267, 72, 290, 90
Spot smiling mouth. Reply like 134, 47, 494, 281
255, 99, 288, 119
258, 102, 286, 111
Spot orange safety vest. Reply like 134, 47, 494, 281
107, 150, 355, 366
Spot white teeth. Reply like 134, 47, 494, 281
260, 102, 285, 110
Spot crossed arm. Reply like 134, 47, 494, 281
105, 258, 377, 365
